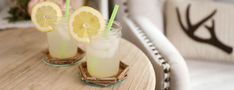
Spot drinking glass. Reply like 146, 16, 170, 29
86, 22, 122, 78
45, 18, 78, 65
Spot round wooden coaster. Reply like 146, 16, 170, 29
43, 48, 85, 65
79, 61, 129, 86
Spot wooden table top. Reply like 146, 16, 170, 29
0, 28, 156, 90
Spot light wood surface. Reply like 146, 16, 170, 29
0, 28, 155, 90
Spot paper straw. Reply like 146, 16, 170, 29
105, 5, 119, 35
65, 0, 71, 17
60, 0, 70, 58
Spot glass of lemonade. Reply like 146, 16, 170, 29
86, 22, 122, 78
46, 18, 78, 61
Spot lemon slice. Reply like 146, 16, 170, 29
69, 6, 106, 42
31, 1, 62, 32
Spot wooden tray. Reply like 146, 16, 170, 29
43, 48, 85, 65
79, 61, 129, 86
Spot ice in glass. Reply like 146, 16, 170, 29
86, 22, 122, 78
47, 18, 77, 59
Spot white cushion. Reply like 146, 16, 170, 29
187, 59, 234, 90
165, 0, 234, 61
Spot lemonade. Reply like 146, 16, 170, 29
69, 6, 121, 78
47, 18, 77, 59
31, 1, 122, 76
31, 1, 79, 65
86, 22, 121, 78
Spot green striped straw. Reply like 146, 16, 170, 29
65, 0, 71, 17
60, 0, 70, 58
105, 5, 119, 36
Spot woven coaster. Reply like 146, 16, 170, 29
79, 61, 129, 86
43, 48, 85, 65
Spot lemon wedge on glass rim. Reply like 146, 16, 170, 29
31, 1, 62, 32
69, 6, 106, 43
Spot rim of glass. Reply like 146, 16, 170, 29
108, 21, 122, 31
100, 21, 122, 35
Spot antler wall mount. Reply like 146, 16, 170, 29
176, 4, 233, 54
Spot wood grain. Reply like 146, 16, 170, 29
0, 28, 156, 90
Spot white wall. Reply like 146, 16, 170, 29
214, 0, 234, 3
0, 0, 7, 11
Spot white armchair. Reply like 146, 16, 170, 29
111, 0, 234, 90
111, 0, 190, 90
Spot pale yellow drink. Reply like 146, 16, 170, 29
86, 22, 122, 78
47, 18, 77, 59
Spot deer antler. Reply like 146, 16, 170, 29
176, 4, 233, 54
